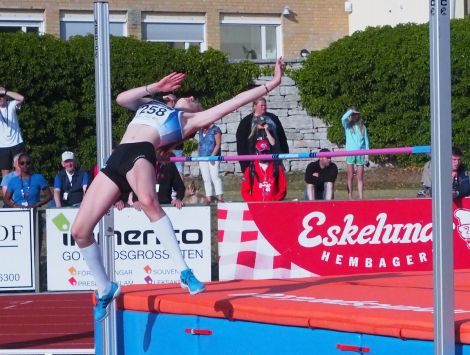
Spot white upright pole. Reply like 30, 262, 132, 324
429, 1, 454, 354
94, 2, 116, 355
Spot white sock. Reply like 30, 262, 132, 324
152, 215, 188, 272
80, 242, 111, 298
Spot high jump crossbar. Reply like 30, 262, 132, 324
168, 145, 431, 162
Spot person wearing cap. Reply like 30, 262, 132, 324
53, 151, 89, 207
3, 152, 52, 208
0, 86, 25, 177
236, 97, 289, 172
241, 139, 286, 202
341, 107, 369, 200
305, 148, 338, 200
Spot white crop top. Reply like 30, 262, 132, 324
129, 100, 184, 147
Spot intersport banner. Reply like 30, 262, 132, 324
217, 198, 470, 280
46, 206, 211, 291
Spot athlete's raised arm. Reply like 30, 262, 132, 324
116, 72, 185, 111
185, 57, 284, 132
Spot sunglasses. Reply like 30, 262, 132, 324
19, 161, 31, 166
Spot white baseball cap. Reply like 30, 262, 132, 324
62, 151, 74, 162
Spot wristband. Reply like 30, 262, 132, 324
263, 84, 269, 94
145, 85, 152, 96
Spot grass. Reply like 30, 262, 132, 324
188, 166, 423, 202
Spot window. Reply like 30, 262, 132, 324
60, 11, 126, 40
0, 10, 44, 34
220, 15, 281, 60
142, 13, 206, 51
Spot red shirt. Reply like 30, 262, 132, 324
241, 161, 287, 202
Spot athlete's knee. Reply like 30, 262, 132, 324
71, 224, 93, 247
138, 192, 158, 209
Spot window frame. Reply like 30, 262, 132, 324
141, 13, 206, 51
220, 14, 282, 60
0, 10, 44, 34
59, 10, 127, 40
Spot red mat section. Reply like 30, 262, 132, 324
0, 292, 93, 350
117, 270, 470, 343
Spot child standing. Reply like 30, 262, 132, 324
341, 107, 369, 200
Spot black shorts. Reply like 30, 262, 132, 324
0, 142, 25, 170
101, 142, 156, 193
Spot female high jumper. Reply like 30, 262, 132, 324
71, 57, 284, 321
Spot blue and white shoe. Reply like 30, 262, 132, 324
94, 282, 121, 322
180, 269, 205, 295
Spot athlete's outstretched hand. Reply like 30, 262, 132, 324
154, 72, 185, 93
265, 57, 284, 92
273, 57, 284, 85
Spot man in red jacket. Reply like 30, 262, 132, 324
241, 139, 287, 202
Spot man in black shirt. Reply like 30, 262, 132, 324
156, 157, 185, 208
305, 148, 338, 200
127, 151, 185, 210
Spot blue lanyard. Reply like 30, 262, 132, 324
20, 176, 31, 199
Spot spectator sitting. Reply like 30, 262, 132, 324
3, 152, 52, 208
236, 97, 289, 173
184, 181, 207, 205
305, 148, 338, 200
126, 150, 186, 210
1, 153, 22, 196
416, 148, 469, 199
155, 150, 185, 209
452, 147, 470, 199
0, 87, 25, 177
417, 160, 432, 198
241, 139, 286, 202
53, 151, 89, 207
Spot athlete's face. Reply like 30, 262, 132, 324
175, 96, 203, 113
0, 95, 6, 107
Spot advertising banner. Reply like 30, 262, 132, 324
0, 209, 35, 291
46, 206, 211, 291
218, 198, 470, 280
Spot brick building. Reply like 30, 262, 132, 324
0, 1, 348, 60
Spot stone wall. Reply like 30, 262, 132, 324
184, 75, 342, 177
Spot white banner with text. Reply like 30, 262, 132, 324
46, 207, 211, 291
0, 209, 35, 291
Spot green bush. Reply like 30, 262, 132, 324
293, 18, 470, 165
0, 33, 259, 180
